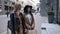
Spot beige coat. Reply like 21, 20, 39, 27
23, 13, 35, 30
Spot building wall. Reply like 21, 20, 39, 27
51, 0, 60, 23
58, 0, 60, 22
0, 0, 2, 12
52, 0, 57, 22
47, 0, 60, 23
0, 0, 15, 15
40, 0, 58, 23
47, 0, 58, 23
40, 0, 48, 17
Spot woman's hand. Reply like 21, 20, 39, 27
25, 29, 28, 32
31, 23, 35, 30
15, 31, 18, 34
26, 23, 31, 28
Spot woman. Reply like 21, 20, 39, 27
10, 4, 23, 34
23, 5, 35, 34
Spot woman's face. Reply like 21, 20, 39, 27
15, 10, 20, 16
27, 7, 31, 12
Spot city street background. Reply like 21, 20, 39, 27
0, 0, 60, 34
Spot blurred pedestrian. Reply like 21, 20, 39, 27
10, 3, 23, 34
6, 11, 9, 17
5, 10, 9, 18
23, 5, 35, 34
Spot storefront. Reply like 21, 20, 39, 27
4, 5, 13, 13
58, 0, 60, 23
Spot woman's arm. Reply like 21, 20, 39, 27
31, 22, 35, 29
31, 15, 35, 29
23, 13, 31, 29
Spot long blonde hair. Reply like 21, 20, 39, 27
14, 4, 21, 12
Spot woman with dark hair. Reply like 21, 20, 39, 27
23, 5, 35, 34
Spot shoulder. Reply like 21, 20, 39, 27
10, 13, 14, 18
10, 13, 14, 16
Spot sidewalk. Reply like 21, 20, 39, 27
0, 15, 10, 34
42, 23, 60, 34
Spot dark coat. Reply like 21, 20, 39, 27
9, 13, 25, 34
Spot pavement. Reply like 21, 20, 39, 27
33, 13, 48, 34
42, 23, 60, 34
0, 15, 10, 34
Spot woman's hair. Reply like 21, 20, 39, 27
24, 5, 32, 14
14, 4, 21, 12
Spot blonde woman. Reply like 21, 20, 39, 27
10, 4, 23, 34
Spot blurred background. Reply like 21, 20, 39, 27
0, 0, 60, 34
